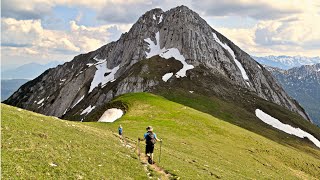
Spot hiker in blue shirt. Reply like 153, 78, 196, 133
118, 125, 123, 139
139, 126, 161, 164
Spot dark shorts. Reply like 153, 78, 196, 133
119, 132, 122, 135
146, 144, 154, 154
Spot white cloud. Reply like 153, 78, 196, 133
75, 12, 83, 22
1, 0, 319, 68
213, 1, 320, 57
255, 13, 320, 49
1, 18, 43, 47
1, 18, 132, 68
1, 0, 152, 21
96, 0, 192, 23
1, 0, 53, 19
192, 0, 306, 20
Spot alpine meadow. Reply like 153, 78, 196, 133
2, 3, 320, 180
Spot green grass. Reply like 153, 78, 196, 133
2, 93, 320, 179
1, 104, 146, 179
155, 88, 320, 155
87, 93, 320, 179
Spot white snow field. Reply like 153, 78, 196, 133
98, 108, 124, 122
80, 105, 96, 115
162, 73, 173, 82
89, 56, 120, 93
255, 109, 320, 148
212, 32, 250, 86
159, 14, 163, 23
144, 31, 194, 81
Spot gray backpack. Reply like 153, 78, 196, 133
146, 132, 156, 145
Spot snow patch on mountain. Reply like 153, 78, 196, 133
159, 14, 163, 23
255, 109, 320, 148
144, 32, 161, 58
80, 105, 96, 115
144, 31, 194, 80
63, 109, 68, 115
98, 108, 123, 122
37, 98, 44, 105
72, 95, 85, 108
257, 64, 261, 69
86, 63, 95, 67
212, 32, 250, 86
93, 56, 106, 62
162, 73, 173, 82
89, 60, 120, 93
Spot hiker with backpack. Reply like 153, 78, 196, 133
138, 126, 162, 164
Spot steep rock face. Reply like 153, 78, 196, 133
4, 6, 309, 121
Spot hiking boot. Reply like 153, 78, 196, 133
148, 158, 155, 164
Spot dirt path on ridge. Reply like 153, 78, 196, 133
114, 133, 179, 179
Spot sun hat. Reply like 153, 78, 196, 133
146, 126, 153, 131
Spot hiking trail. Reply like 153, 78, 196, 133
113, 133, 180, 180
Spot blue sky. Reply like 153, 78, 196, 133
1, 0, 320, 70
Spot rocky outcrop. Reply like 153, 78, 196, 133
4, 6, 310, 121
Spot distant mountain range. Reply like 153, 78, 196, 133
1, 61, 62, 79
265, 64, 320, 126
1, 61, 62, 101
254, 55, 320, 70
1, 79, 29, 101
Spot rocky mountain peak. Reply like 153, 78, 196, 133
4, 6, 311, 122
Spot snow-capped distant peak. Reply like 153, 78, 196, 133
254, 56, 320, 70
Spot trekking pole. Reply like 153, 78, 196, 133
137, 138, 140, 161
159, 140, 162, 163
123, 133, 127, 146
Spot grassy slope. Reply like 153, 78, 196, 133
1, 104, 146, 179
86, 93, 320, 179
2, 93, 320, 179
155, 88, 320, 155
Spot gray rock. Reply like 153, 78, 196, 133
4, 5, 310, 121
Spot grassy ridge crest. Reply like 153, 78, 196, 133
2, 93, 320, 179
